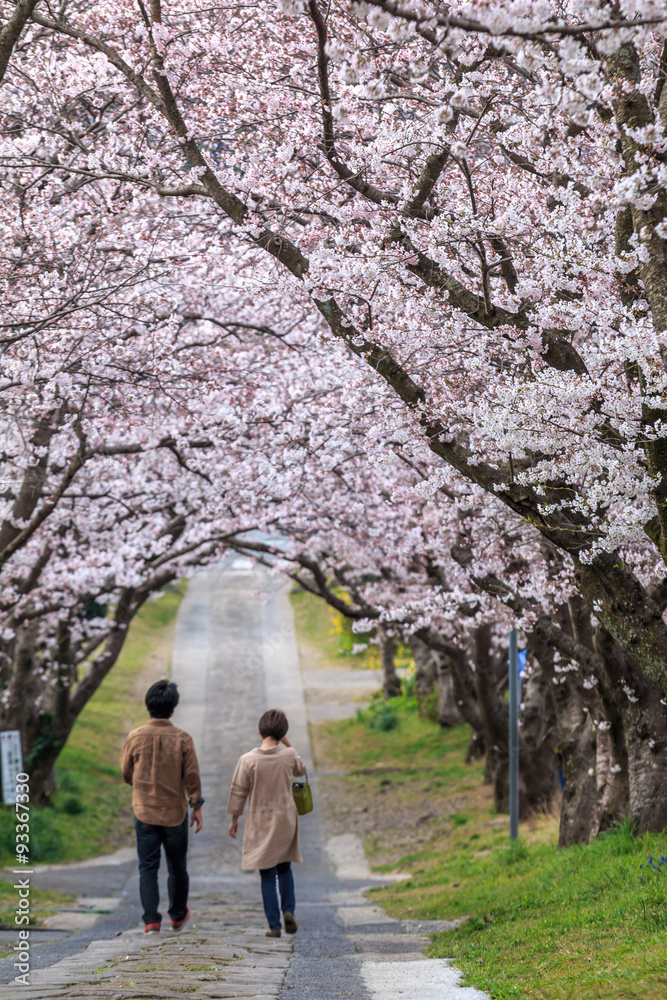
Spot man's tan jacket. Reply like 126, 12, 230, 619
121, 718, 202, 826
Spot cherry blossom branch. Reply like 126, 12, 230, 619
92, 436, 214, 456
33, 7, 589, 387
0, 0, 40, 84
0, 415, 86, 570
68, 586, 139, 718
222, 534, 376, 618
605, 43, 667, 564
534, 613, 603, 677
402, 147, 450, 218
178, 316, 299, 351
308, 1, 459, 221
68, 532, 232, 717
390, 228, 590, 375
352, 0, 667, 42
498, 142, 592, 200
2, 154, 211, 202
307, 0, 403, 211
30, 10, 166, 110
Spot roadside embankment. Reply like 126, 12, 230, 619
298, 595, 667, 1000
0, 585, 183, 869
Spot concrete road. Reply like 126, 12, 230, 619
0, 562, 489, 999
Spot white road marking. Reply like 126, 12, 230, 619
362, 959, 491, 999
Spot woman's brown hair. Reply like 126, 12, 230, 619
258, 708, 289, 741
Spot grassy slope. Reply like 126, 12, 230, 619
310, 672, 667, 998
291, 588, 380, 668
0, 881, 74, 932
0, 585, 183, 866
290, 588, 412, 671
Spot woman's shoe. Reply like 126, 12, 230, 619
283, 912, 298, 934
265, 929, 281, 937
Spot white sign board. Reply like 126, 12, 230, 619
1, 730, 24, 804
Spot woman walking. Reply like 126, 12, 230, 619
227, 708, 307, 937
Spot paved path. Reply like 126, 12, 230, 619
0, 562, 489, 999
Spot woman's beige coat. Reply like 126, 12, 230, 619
227, 744, 307, 870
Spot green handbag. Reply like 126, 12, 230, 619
292, 775, 313, 815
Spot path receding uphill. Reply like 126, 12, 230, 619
0, 562, 489, 999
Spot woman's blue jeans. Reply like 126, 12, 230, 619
133, 815, 189, 925
259, 862, 295, 930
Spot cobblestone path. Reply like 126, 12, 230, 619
10, 895, 291, 1000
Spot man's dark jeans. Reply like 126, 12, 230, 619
133, 815, 189, 925
259, 862, 295, 930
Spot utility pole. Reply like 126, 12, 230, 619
509, 627, 519, 841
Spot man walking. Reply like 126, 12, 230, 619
121, 680, 204, 934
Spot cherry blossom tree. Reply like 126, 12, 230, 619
218, 419, 667, 841
0, 259, 338, 799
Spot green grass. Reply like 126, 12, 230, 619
0, 880, 75, 930
316, 693, 485, 788
0, 585, 184, 865
315, 699, 667, 1000
382, 816, 667, 1000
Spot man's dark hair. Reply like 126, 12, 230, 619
259, 708, 288, 741
146, 680, 180, 718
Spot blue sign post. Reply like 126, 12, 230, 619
509, 629, 519, 841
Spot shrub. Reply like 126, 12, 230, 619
418, 691, 439, 723
358, 701, 400, 731
61, 796, 85, 816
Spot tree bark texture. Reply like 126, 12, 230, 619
380, 633, 402, 699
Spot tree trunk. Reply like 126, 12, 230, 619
625, 706, 667, 834
592, 625, 667, 834
0, 0, 41, 86
0, 625, 71, 804
415, 632, 485, 761
558, 709, 596, 846
410, 636, 437, 711
380, 634, 401, 699
535, 597, 667, 839
530, 629, 597, 846
2, 625, 37, 738
437, 657, 461, 728
24, 720, 69, 806
409, 637, 460, 725
1, 585, 157, 804
591, 723, 628, 835
520, 662, 560, 810
472, 626, 558, 817
572, 551, 667, 700
25, 622, 78, 804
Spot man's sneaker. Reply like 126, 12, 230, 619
265, 929, 281, 937
284, 912, 298, 934
144, 922, 161, 935
170, 907, 190, 932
